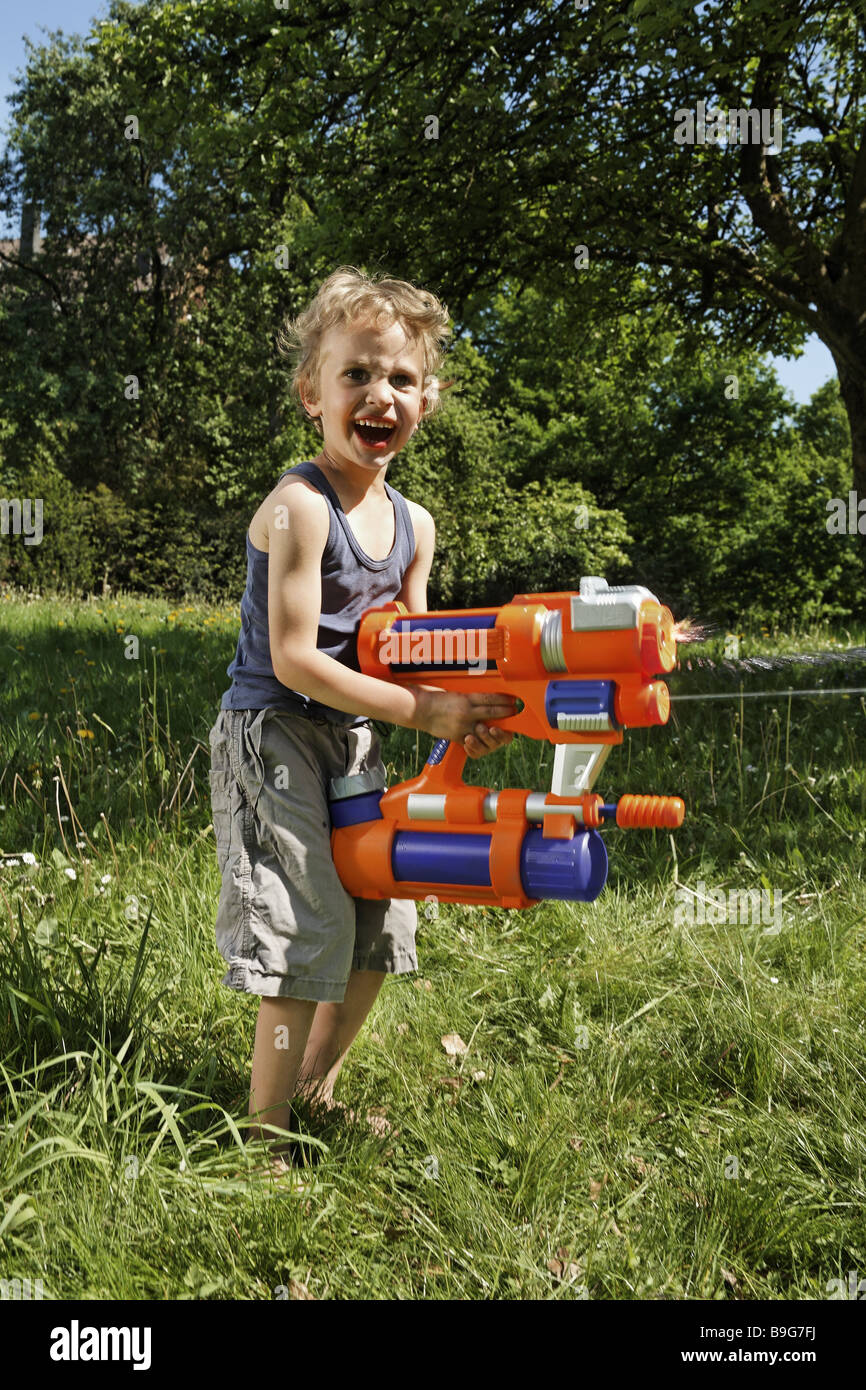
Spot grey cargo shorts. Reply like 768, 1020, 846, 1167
208, 707, 418, 1002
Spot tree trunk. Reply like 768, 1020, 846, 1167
831, 352, 866, 554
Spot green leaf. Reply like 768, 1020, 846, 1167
35, 916, 60, 947
0, 1193, 38, 1237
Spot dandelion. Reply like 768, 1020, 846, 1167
64, 868, 77, 881
15, 645, 23, 651
76, 729, 95, 739
86, 661, 95, 667
75, 649, 86, 656
28, 712, 41, 721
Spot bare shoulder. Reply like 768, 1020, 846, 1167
402, 498, 436, 550
249, 474, 330, 552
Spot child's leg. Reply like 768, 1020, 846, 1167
248, 995, 318, 1148
295, 967, 387, 1110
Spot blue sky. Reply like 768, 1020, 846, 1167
0, 0, 839, 406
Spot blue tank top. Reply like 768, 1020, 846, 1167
219, 460, 417, 725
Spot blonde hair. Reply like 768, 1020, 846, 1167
276, 266, 453, 436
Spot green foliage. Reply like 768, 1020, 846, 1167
389, 336, 630, 606
0, 0, 864, 620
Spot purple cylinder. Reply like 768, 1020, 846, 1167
519, 827, 608, 902
392, 831, 492, 886
389, 827, 608, 901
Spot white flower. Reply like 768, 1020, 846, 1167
4, 858, 21, 868
124, 895, 140, 922
64, 868, 77, 881
22, 852, 37, 865
179, 1159, 186, 1173
769, 976, 779, 984
100, 874, 111, 884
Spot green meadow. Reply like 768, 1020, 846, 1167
0, 590, 864, 1300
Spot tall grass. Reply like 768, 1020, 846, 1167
0, 589, 864, 1299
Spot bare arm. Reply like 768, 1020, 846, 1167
266, 480, 516, 744
397, 499, 435, 612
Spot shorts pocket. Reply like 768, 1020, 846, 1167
239, 709, 271, 811
209, 768, 234, 870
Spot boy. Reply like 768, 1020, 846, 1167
208, 266, 516, 1163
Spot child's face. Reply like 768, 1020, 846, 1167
302, 317, 427, 471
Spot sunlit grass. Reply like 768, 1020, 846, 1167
0, 589, 864, 1299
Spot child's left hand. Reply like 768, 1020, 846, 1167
463, 723, 515, 760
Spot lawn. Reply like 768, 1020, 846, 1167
0, 588, 864, 1300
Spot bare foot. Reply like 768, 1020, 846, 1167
309, 1096, 395, 1137
234, 1150, 309, 1189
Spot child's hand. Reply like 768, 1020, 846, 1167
414, 689, 517, 758
463, 719, 516, 760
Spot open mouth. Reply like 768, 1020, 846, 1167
353, 419, 396, 449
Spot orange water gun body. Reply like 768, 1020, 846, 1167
328, 577, 685, 909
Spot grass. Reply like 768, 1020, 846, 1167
0, 585, 864, 1299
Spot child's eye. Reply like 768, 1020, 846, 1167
344, 369, 413, 386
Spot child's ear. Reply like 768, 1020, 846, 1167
300, 381, 321, 420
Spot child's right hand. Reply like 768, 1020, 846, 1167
413, 689, 518, 756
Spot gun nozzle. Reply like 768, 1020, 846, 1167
641, 604, 677, 674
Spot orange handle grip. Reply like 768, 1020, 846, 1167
615, 795, 685, 829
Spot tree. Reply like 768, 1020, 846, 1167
277, 0, 866, 562
1, 0, 863, 615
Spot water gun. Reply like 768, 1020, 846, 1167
328, 577, 684, 909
